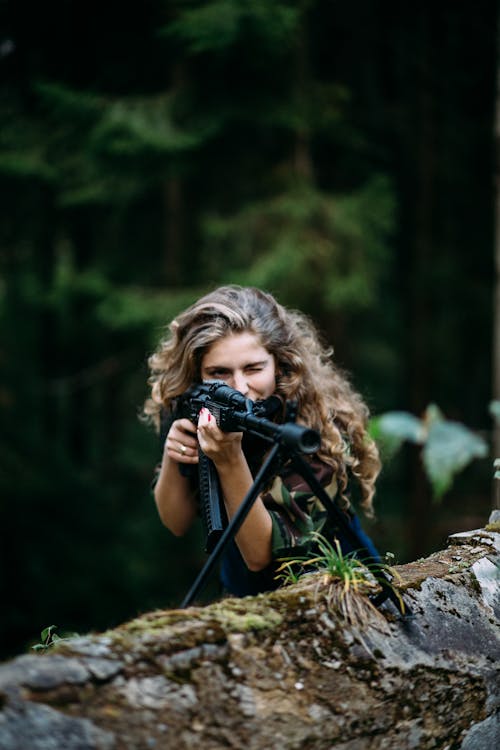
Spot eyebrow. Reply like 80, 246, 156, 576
203, 359, 269, 371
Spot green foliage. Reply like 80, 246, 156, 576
0, 82, 221, 208
276, 532, 375, 592
260, 81, 350, 133
89, 94, 215, 161
369, 411, 426, 457
163, 0, 300, 55
35, 82, 104, 121
42, 89, 218, 206
0, 109, 56, 182
32, 625, 78, 652
50, 258, 205, 336
31, 625, 59, 651
422, 414, 488, 499
203, 175, 394, 313
276, 532, 395, 626
371, 405, 489, 500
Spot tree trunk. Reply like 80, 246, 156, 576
293, 8, 314, 184
493, 11, 500, 504
163, 177, 183, 285
0, 518, 498, 750
162, 58, 188, 287
408, 7, 436, 558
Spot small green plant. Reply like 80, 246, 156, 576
32, 624, 60, 651
274, 559, 304, 585
277, 532, 379, 589
32, 624, 79, 651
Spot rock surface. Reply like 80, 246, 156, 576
1, 519, 499, 749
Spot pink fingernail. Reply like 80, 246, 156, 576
208, 413, 212, 421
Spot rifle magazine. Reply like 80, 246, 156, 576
199, 451, 228, 553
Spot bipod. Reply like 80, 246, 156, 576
181, 405, 414, 621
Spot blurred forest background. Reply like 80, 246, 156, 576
0, 0, 498, 660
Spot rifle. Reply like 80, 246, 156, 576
174, 380, 320, 551
176, 381, 412, 619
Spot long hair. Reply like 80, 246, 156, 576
143, 285, 380, 515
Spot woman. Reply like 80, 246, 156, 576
143, 285, 381, 597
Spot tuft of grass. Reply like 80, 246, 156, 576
276, 532, 392, 628
277, 532, 373, 589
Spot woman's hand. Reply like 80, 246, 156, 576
196, 407, 243, 466
155, 417, 199, 535
164, 418, 199, 465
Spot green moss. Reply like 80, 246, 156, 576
447, 560, 472, 574
103, 598, 284, 654
209, 600, 283, 632
485, 521, 500, 533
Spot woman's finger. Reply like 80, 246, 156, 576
166, 418, 199, 462
165, 437, 199, 463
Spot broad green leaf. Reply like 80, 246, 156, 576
40, 625, 57, 642
423, 421, 488, 500
162, 0, 299, 54
422, 403, 445, 427
370, 411, 426, 458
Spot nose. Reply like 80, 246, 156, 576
233, 372, 249, 395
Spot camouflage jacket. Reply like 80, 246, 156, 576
259, 455, 347, 560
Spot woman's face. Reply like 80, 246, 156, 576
200, 331, 277, 401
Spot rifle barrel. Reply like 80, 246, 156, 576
231, 410, 320, 453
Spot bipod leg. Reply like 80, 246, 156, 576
369, 575, 414, 621
181, 442, 283, 608
289, 453, 414, 620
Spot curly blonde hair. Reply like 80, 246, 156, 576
143, 285, 380, 516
